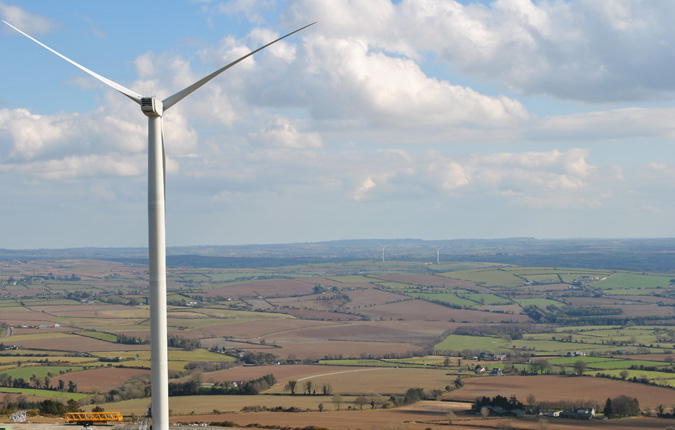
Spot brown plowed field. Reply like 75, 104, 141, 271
279, 309, 362, 320
191, 318, 344, 338
52, 366, 149, 392
10, 335, 147, 352
342, 287, 409, 308
202, 364, 369, 384
203, 279, 317, 299
245, 340, 426, 359
447, 375, 674, 409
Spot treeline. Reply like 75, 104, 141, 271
0, 398, 81, 416
0, 374, 77, 393
603, 395, 640, 418
453, 323, 544, 337
524, 305, 667, 326
168, 335, 200, 351
184, 361, 235, 372
115, 334, 200, 350
116, 333, 147, 345
474, 395, 525, 412
168, 374, 276, 396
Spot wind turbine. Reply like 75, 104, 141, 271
434, 246, 443, 264
378, 244, 388, 262
3, 19, 315, 430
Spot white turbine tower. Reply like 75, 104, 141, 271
4, 20, 315, 430
378, 244, 388, 263
434, 247, 443, 264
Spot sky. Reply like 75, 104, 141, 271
1, 0, 674, 249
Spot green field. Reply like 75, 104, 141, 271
592, 273, 674, 289
0, 386, 89, 400
76, 331, 118, 342
514, 298, 565, 308
440, 269, 524, 287
327, 275, 376, 283
4, 365, 84, 379
435, 334, 508, 352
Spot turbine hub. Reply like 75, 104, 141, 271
141, 97, 163, 117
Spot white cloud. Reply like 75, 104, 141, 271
0, 3, 57, 34
301, 35, 529, 127
249, 116, 322, 149
283, 0, 675, 103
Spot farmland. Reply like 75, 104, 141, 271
1, 243, 675, 429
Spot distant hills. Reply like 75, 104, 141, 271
1, 237, 674, 272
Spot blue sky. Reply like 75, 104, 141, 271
1, 0, 674, 249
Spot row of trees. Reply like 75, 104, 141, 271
0, 398, 81, 416
168, 374, 276, 397
604, 395, 641, 418
284, 380, 332, 396
0, 373, 77, 392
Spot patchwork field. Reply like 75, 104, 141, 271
1, 257, 674, 430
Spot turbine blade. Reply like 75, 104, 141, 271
161, 118, 167, 202
2, 20, 142, 104
162, 22, 316, 110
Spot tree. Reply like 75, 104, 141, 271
284, 380, 297, 395
66, 399, 81, 413
354, 395, 369, 410
454, 375, 464, 389
321, 382, 332, 396
368, 392, 384, 409
619, 370, 629, 380
573, 360, 587, 376
40, 399, 66, 416
480, 406, 490, 418
447, 410, 456, 425
67, 380, 77, 393
603, 398, 613, 417
318, 403, 324, 412
304, 380, 313, 395
607, 395, 640, 417
404, 388, 424, 404
527, 393, 536, 408
92, 405, 105, 412
58, 379, 65, 391
536, 359, 550, 374
332, 394, 344, 411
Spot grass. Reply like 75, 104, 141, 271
207, 272, 271, 282
514, 298, 565, 308
95, 349, 235, 364
327, 275, 375, 284
6, 332, 72, 341
4, 365, 84, 379
76, 331, 118, 342
319, 359, 407, 367
435, 334, 508, 352
409, 292, 478, 307
592, 273, 674, 289
0, 386, 89, 400
440, 269, 524, 287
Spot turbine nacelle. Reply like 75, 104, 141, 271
141, 97, 163, 117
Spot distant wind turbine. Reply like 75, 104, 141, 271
4, 19, 315, 430
378, 244, 388, 262
434, 246, 443, 264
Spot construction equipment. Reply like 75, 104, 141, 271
65, 412, 123, 425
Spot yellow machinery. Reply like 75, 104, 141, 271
65, 412, 123, 425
